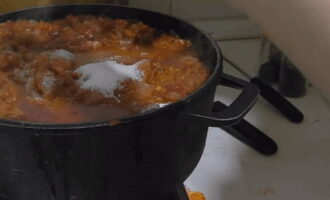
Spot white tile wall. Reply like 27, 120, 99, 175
172, 0, 244, 19
129, 0, 171, 14
219, 39, 262, 78
129, 0, 243, 19
129, 0, 259, 42
191, 18, 260, 41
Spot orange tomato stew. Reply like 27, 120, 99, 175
0, 15, 209, 123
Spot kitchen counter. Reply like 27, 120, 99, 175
185, 39, 330, 200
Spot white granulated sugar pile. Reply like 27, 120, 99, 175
75, 60, 144, 98
49, 49, 76, 60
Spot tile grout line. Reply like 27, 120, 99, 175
214, 36, 261, 42
187, 16, 248, 22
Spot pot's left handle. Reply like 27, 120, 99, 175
183, 73, 259, 127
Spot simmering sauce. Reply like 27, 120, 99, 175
0, 15, 209, 123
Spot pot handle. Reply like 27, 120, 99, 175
184, 73, 259, 127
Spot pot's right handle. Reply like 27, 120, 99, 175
183, 73, 259, 127
214, 101, 278, 155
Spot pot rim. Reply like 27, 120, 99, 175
0, 4, 222, 130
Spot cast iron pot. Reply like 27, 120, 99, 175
0, 4, 259, 200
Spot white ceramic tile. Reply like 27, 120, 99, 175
191, 19, 260, 41
172, 0, 244, 19
185, 39, 330, 200
219, 39, 262, 78
129, 0, 171, 14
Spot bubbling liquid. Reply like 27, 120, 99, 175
0, 15, 209, 123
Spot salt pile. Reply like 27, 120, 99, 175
75, 60, 144, 98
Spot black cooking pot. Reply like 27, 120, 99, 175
0, 4, 259, 200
